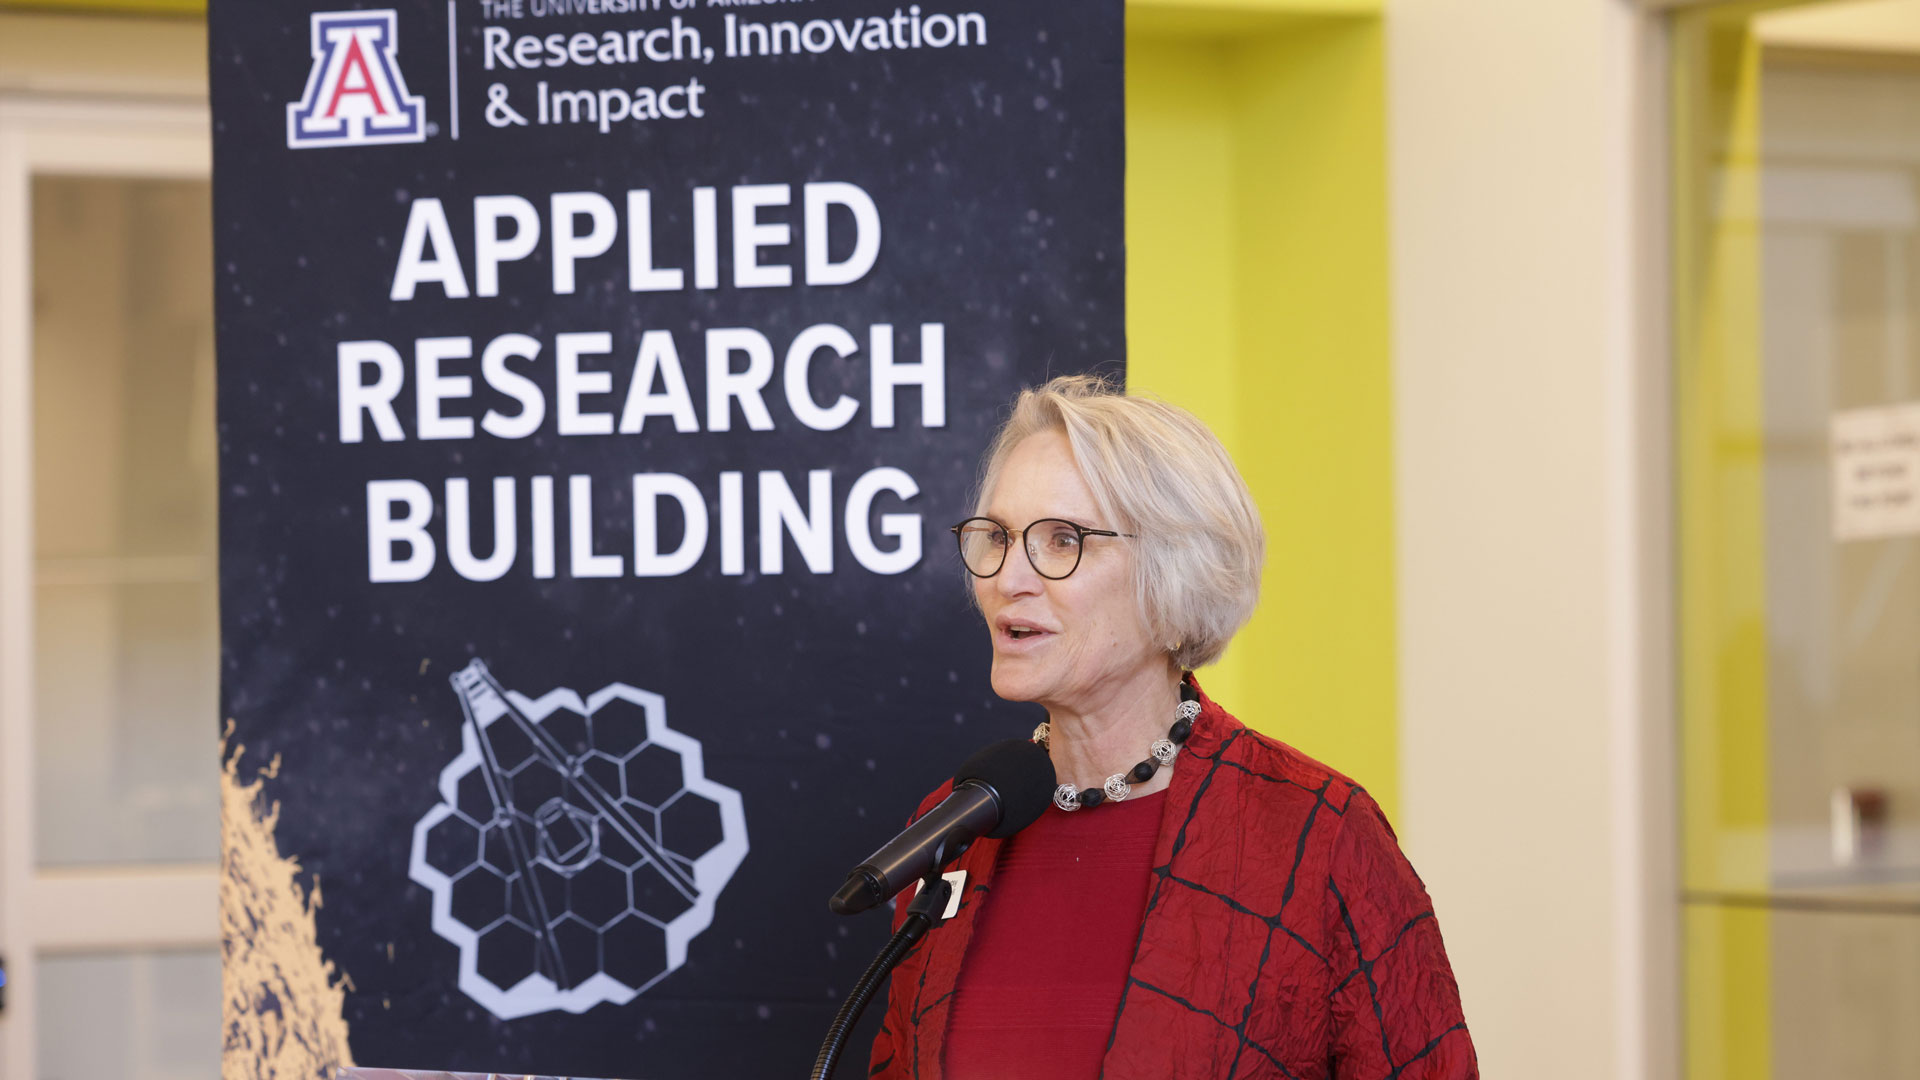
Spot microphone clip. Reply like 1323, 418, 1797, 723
905, 871, 955, 929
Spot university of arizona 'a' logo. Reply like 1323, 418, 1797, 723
286, 10, 425, 149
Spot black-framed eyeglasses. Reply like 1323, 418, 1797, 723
949, 516, 1132, 580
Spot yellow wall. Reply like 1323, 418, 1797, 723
1673, 7, 1778, 1079
1127, 6, 1397, 815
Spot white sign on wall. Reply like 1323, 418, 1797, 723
1832, 402, 1920, 540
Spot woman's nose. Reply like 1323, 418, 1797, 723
994, 544, 1045, 595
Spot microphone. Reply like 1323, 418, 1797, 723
829, 738, 1055, 916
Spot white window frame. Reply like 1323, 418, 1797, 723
0, 96, 216, 1080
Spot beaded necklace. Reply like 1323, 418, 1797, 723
1031, 680, 1199, 812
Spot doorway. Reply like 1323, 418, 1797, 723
1675, 2, 1920, 1076
0, 99, 219, 1080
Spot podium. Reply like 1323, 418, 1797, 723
339, 1070, 626, 1080
337, 1060, 618, 1068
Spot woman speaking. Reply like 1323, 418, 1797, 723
868, 376, 1476, 1080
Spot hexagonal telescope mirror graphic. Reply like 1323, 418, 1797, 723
409, 659, 748, 1019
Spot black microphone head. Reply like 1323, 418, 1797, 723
954, 738, 1056, 839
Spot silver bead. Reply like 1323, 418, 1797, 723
1032, 721, 1051, 749
1177, 699, 1201, 722
1053, 783, 1081, 812
1151, 738, 1179, 765
1103, 774, 1131, 802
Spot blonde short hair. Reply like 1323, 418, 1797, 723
974, 375, 1265, 670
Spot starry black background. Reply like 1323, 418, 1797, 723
208, 1, 1122, 1076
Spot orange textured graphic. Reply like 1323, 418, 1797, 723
221, 736, 356, 1079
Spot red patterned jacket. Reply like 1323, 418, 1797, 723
869, 686, 1477, 1080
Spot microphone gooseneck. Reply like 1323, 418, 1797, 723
811, 738, 1055, 1079
810, 877, 953, 1080
827, 737, 1055, 916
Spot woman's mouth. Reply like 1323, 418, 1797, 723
999, 622, 1053, 646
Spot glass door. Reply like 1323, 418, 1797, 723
1676, 2, 1920, 1077
0, 100, 220, 1080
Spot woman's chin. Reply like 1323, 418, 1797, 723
987, 659, 1046, 703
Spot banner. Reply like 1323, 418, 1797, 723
210, 2, 1122, 1076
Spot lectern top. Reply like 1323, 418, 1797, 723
334, 1060, 625, 1068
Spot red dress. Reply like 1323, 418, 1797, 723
868, 683, 1478, 1080
942, 788, 1167, 1078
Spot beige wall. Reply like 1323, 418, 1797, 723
1388, 1, 1677, 1078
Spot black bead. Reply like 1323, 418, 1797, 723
1178, 680, 1199, 703
1079, 788, 1105, 809
1129, 760, 1157, 783
1169, 717, 1193, 744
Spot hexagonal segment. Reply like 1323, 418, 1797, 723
539, 709, 592, 758
507, 761, 566, 811
534, 798, 598, 871
450, 866, 510, 931
423, 811, 482, 877
569, 858, 631, 930
478, 822, 522, 876
598, 814, 654, 869
621, 743, 685, 808
481, 717, 541, 773
505, 870, 538, 927
659, 790, 725, 862
455, 767, 499, 822
530, 860, 571, 917
590, 699, 650, 756
601, 913, 668, 989
549, 915, 602, 990
579, 750, 623, 798
475, 919, 539, 990
629, 860, 696, 924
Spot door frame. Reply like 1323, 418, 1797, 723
0, 95, 215, 1079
